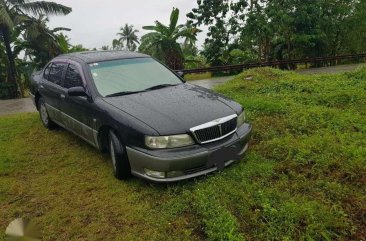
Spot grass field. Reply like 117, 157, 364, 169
184, 72, 212, 81
1, 67, 365, 240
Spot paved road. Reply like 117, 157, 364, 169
296, 63, 362, 75
0, 97, 36, 116
0, 63, 363, 116
189, 76, 234, 89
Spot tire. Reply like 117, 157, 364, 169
109, 130, 131, 180
37, 97, 57, 129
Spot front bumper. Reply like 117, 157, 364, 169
126, 123, 252, 182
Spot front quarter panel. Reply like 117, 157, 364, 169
93, 98, 159, 148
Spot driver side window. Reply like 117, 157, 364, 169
64, 64, 83, 89
44, 63, 67, 86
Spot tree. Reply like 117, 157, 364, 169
140, 8, 201, 69
187, 0, 247, 66
112, 39, 124, 50
16, 15, 71, 67
68, 44, 88, 53
0, 0, 71, 97
117, 24, 139, 51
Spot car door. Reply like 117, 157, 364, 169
60, 63, 97, 146
39, 62, 68, 123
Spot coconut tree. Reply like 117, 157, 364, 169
117, 24, 139, 51
141, 8, 201, 69
0, 0, 71, 97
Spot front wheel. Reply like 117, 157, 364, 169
109, 130, 131, 180
38, 97, 57, 129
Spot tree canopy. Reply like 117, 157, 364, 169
139, 8, 201, 69
188, 0, 366, 66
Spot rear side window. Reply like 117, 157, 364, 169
44, 63, 67, 86
64, 64, 83, 89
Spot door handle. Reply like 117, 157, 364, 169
60, 94, 66, 99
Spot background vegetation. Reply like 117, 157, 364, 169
1, 67, 365, 240
187, 0, 366, 66
1, 0, 366, 99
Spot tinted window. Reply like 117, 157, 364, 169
44, 63, 67, 86
64, 64, 83, 89
43, 64, 51, 79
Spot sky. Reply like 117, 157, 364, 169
48, 0, 207, 50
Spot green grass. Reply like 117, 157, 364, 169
1, 67, 365, 240
184, 72, 212, 81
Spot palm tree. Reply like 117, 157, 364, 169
141, 8, 201, 69
117, 24, 139, 51
0, 0, 71, 97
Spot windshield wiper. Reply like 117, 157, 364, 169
144, 84, 178, 91
106, 90, 146, 97
106, 84, 178, 97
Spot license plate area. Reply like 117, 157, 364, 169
208, 144, 240, 170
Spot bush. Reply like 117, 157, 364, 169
0, 82, 18, 99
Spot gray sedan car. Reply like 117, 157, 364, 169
30, 51, 252, 182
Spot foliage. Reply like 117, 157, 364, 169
0, 82, 17, 99
112, 39, 123, 50
187, 0, 247, 66
0, 0, 71, 97
116, 24, 139, 51
188, 0, 366, 67
16, 15, 71, 68
140, 8, 201, 69
1, 67, 365, 240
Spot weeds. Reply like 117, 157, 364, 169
1, 67, 365, 240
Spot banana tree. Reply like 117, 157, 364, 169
0, 0, 71, 97
141, 8, 201, 70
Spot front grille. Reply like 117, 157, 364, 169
191, 115, 237, 144
195, 125, 221, 143
221, 117, 237, 135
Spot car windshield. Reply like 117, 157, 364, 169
89, 57, 182, 97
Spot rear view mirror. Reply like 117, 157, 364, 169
68, 86, 87, 97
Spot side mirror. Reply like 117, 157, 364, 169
177, 71, 185, 78
68, 86, 88, 97
176, 71, 186, 83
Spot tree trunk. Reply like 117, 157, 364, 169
0, 27, 22, 97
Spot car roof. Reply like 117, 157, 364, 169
55, 50, 150, 63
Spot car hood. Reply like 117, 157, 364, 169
103, 83, 242, 135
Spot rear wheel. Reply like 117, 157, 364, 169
38, 97, 56, 129
109, 130, 131, 180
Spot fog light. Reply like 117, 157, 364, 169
167, 170, 184, 178
144, 168, 166, 179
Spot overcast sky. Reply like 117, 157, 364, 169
48, 0, 206, 50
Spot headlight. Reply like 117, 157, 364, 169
145, 134, 195, 149
237, 111, 246, 128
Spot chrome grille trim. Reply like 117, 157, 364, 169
190, 114, 238, 144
